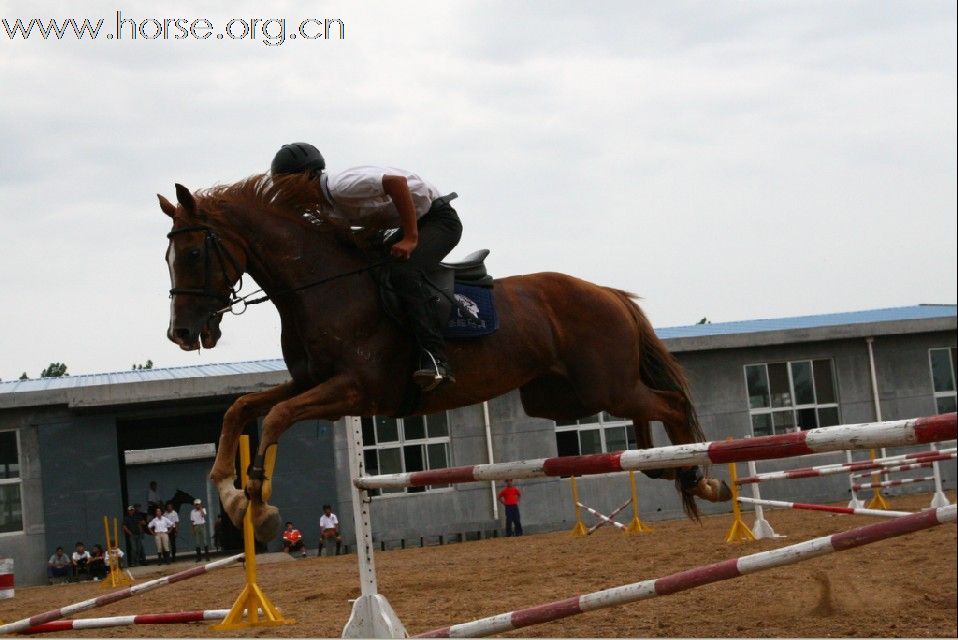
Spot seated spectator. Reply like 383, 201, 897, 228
105, 544, 126, 569
72, 542, 92, 579
47, 547, 71, 584
318, 504, 342, 557
282, 521, 306, 557
89, 544, 107, 580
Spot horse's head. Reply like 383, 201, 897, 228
160, 184, 246, 351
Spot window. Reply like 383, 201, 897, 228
929, 348, 957, 414
0, 430, 23, 535
361, 413, 451, 496
744, 360, 840, 436
555, 412, 637, 457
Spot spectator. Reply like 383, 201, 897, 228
164, 502, 180, 562
282, 521, 306, 557
147, 506, 174, 564
497, 479, 523, 537
318, 504, 342, 557
89, 544, 107, 580
105, 544, 126, 570
47, 547, 71, 584
190, 498, 211, 562
147, 480, 161, 512
132, 504, 149, 565
72, 542, 92, 579
122, 505, 144, 566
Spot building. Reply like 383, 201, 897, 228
1, 304, 955, 586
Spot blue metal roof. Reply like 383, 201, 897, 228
1, 304, 953, 396
655, 304, 956, 340
0, 359, 287, 394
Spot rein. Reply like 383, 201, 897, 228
167, 225, 391, 320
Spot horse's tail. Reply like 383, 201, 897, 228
610, 289, 705, 518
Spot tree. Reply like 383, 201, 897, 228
19, 372, 28, 380
696, 317, 711, 325
40, 362, 69, 378
132, 359, 154, 370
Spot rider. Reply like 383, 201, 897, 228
270, 142, 462, 390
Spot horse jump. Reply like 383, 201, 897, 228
343, 412, 956, 638
569, 471, 651, 536
736, 496, 913, 518
413, 505, 956, 638
734, 448, 955, 484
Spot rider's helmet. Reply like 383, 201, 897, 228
270, 142, 326, 176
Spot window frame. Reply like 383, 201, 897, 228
554, 412, 637, 456
0, 428, 24, 537
360, 413, 453, 497
928, 347, 957, 415
742, 359, 841, 437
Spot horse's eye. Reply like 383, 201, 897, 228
188, 248, 202, 259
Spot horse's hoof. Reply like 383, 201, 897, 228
253, 504, 282, 543
696, 478, 732, 503
222, 493, 249, 529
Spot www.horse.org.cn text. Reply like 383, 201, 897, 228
2, 11, 346, 46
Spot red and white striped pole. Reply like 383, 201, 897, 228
355, 414, 956, 490
0, 558, 13, 600
414, 504, 956, 638
0, 554, 243, 635
19, 609, 232, 634
737, 496, 912, 518
851, 476, 935, 492
735, 449, 954, 485
849, 460, 938, 479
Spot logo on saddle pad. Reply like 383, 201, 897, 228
454, 293, 480, 320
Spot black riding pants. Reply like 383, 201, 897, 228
387, 201, 463, 359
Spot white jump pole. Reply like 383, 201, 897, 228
745, 459, 780, 539
341, 416, 407, 639
928, 442, 951, 508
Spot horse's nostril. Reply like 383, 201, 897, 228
174, 328, 193, 342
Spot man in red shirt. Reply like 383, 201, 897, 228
497, 479, 523, 537
282, 521, 306, 557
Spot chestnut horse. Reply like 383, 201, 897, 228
159, 173, 730, 541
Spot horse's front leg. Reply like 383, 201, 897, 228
211, 382, 298, 529
246, 375, 363, 542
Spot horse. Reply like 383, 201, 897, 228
159, 173, 731, 542
166, 489, 197, 513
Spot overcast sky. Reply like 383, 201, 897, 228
1, 1, 955, 381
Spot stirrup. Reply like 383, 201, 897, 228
413, 351, 455, 392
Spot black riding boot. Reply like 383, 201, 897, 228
203, 546, 210, 561
195, 547, 202, 562
391, 268, 454, 390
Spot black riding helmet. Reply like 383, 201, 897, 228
271, 142, 326, 176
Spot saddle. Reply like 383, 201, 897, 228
378, 249, 499, 339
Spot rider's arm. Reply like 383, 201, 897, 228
382, 174, 418, 259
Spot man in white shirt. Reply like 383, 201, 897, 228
163, 502, 180, 561
71, 542, 92, 579
190, 498, 211, 562
146, 480, 160, 512
317, 504, 342, 557
147, 507, 174, 564
271, 143, 463, 390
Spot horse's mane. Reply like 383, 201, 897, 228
192, 172, 378, 248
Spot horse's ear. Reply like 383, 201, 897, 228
174, 183, 196, 214
157, 194, 176, 218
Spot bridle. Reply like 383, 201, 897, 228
167, 222, 393, 321
166, 225, 245, 315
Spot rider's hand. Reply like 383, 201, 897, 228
390, 237, 418, 260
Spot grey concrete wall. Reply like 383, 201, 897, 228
0, 419, 46, 587
37, 415, 124, 566
267, 419, 336, 552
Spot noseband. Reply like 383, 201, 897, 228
167, 225, 245, 314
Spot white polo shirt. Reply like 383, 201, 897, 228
319, 513, 339, 530
190, 507, 207, 525
148, 515, 173, 534
164, 510, 179, 527
322, 166, 441, 226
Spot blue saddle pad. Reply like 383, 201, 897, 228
444, 283, 498, 338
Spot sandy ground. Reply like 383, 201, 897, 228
2, 492, 955, 638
